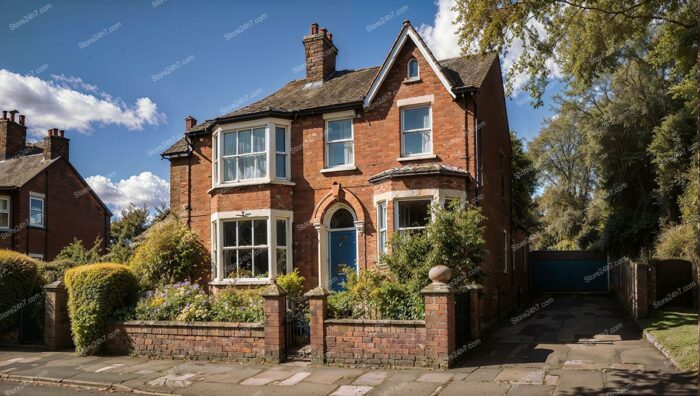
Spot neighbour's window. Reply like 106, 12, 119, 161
502, 230, 508, 273
276, 219, 288, 275
29, 194, 44, 227
397, 199, 431, 233
29, 253, 44, 261
275, 127, 288, 179
222, 127, 267, 182
0, 197, 9, 229
325, 118, 354, 168
401, 106, 431, 156
407, 59, 419, 79
377, 202, 387, 256
222, 219, 268, 279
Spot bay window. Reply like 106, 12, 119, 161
401, 106, 432, 156
212, 119, 291, 187
377, 201, 387, 256
396, 199, 431, 233
211, 210, 292, 283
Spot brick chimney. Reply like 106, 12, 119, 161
0, 110, 27, 160
185, 115, 197, 130
303, 23, 338, 82
43, 128, 70, 161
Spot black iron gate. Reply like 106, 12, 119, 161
454, 291, 471, 349
18, 296, 44, 345
285, 301, 310, 360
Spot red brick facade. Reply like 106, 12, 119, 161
166, 22, 528, 329
0, 115, 111, 260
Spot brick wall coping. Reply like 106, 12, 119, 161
117, 320, 263, 329
324, 318, 425, 326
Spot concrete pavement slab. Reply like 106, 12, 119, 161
368, 380, 439, 396
505, 384, 554, 395
465, 367, 503, 382
493, 367, 544, 385
416, 372, 453, 384
553, 369, 604, 395
439, 381, 509, 395
352, 371, 388, 386
204, 366, 262, 384
241, 369, 295, 385
304, 367, 363, 385
278, 371, 311, 385
331, 385, 373, 396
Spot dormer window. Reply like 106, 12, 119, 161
407, 59, 419, 80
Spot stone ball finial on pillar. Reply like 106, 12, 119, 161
428, 265, 452, 284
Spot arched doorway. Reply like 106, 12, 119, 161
325, 205, 357, 291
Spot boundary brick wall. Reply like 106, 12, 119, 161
324, 319, 427, 367
105, 321, 266, 361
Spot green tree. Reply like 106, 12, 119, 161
510, 131, 538, 231
56, 238, 102, 264
108, 204, 151, 263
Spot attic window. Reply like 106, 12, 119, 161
407, 59, 419, 80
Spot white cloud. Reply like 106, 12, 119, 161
418, 0, 562, 95
86, 172, 169, 215
0, 69, 166, 135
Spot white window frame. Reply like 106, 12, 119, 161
210, 209, 292, 285
407, 58, 419, 80
377, 201, 387, 258
395, 197, 433, 234
274, 125, 290, 180
323, 116, 355, 170
221, 127, 267, 183
211, 118, 293, 189
29, 192, 45, 228
502, 229, 509, 273
29, 253, 44, 261
400, 105, 433, 158
0, 196, 10, 230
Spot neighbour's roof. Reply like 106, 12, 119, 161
0, 153, 56, 188
162, 52, 497, 158
368, 163, 471, 184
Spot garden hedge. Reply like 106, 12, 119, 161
64, 263, 137, 355
37, 259, 77, 284
0, 251, 39, 332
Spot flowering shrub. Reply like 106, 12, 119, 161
132, 282, 264, 323
134, 282, 211, 322
209, 289, 264, 323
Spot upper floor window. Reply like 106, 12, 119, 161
222, 127, 267, 182
0, 197, 9, 229
29, 193, 44, 227
212, 119, 291, 187
407, 59, 419, 80
325, 118, 354, 168
401, 106, 432, 157
397, 199, 430, 233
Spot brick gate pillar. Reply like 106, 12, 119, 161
304, 286, 329, 364
421, 266, 456, 369
261, 282, 287, 363
44, 281, 72, 350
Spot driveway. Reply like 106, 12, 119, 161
0, 294, 694, 395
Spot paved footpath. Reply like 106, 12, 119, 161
0, 295, 695, 395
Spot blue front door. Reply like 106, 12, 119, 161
329, 229, 357, 291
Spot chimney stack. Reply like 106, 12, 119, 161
302, 22, 338, 83
185, 115, 197, 130
0, 109, 27, 160
43, 127, 70, 161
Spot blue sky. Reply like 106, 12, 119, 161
0, 0, 559, 214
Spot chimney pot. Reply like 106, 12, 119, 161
18, 115, 25, 125
320, 28, 327, 36
328, 33, 333, 41
403, 19, 411, 27
2, 111, 6, 120
310, 23, 318, 34
58, 130, 65, 137
8, 110, 18, 123
185, 116, 197, 130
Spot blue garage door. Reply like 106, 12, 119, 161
532, 252, 608, 293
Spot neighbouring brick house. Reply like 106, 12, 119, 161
0, 110, 111, 260
163, 21, 529, 328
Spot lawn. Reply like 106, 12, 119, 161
640, 309, 698, 372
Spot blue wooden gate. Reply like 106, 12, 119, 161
531, 251, 608, 293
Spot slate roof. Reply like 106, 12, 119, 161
0, 153, 57, 189
163, 52, 497, 157
368, 163, 471, 184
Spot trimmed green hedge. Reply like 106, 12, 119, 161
37, 259, 78, 284
0, 251, 40, 332
65, 263, 137, 355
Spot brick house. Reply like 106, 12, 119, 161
0, 110, 111, 260
163, 21, 529, 328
